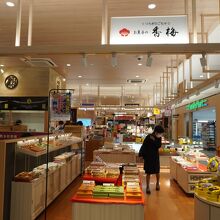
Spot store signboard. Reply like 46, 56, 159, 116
0, 97, 48, 110
186, 99, 208, 111
110, 15, 189, 44
50, 93, 71, 121
153, 108, 161, 115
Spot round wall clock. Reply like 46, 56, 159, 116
5, 75, 18, 89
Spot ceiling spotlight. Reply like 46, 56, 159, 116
63, 78, 66, 82
146, 53, 153, 67
200, 53, 207, 67
0, 69, 4, 74
82, 54, 88, 67
66, 64, 71, 67
136, 75, 140, 78
138, 63, 143, 66
86, 83, 89, 86
111, 53, 117, 67
78, 75, 82, 78
199, 74, 204, 78
6, 1, 15, 7
0, 64, 4, 67
148, 3, 156, 10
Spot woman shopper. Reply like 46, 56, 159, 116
139, 125, 165, 194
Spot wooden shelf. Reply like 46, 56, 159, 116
16, 138, 82, 157
10, 155, 82, 220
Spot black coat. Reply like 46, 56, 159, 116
139, 134, 162, 174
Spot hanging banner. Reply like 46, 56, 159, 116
110, 15, 189, 44
164, 106, 172, 117
50, 93, 71, 121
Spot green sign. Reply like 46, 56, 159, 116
186, 99, 208, 111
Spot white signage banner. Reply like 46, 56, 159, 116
110, 15, 189, 44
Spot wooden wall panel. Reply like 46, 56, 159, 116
0, 67, 49, 96
174, 93, 220, 146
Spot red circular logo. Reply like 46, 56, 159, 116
119, 28, 130, 37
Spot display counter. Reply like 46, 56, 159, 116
0, 133, 83, 220
93, 149, 136, 163
71, 194, 144, 220
170, 156, 214, 194
194, 193, 220, 220
71, 163, 144, 220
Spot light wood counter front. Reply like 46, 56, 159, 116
194, 193, 220, 220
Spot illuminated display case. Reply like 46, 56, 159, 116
0, 134, 83, 220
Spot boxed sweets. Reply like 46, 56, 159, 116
123, 166, 139, 175
122, 175, 140, 186
76, 181, 95, 197
15, 171, 40, 182
126, 182, 142, 199
93, 186, 124, 198
105, 167, 120, 178
91, 168, 106, 178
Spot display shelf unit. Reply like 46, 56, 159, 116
16, 138, 82, 157
0, 134, 83, 220
10, 154, 81, 220
194, 193, 220, 220
93, 150, 136, 163
170, 157, 214, 194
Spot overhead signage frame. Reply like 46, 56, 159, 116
110, 15, 189, 45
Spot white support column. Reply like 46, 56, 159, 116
192, 0, 197, 43
15, 0, 22, 47
101, 0, 108, 45
27, 0, 33, 46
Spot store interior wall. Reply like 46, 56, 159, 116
12, 112, 45, 132
0, 67, 49, 96
174, 93, 220, 146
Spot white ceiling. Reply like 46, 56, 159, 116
0, 0, 220, 105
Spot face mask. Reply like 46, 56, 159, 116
155, 133, 163, 138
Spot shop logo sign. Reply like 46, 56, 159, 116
186, 99, 208, 111
119, 28, 130, 37
110, 15, 189, 44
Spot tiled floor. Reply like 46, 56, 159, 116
37, 170, 194, 220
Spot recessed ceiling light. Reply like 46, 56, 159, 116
78, 75, 82, 78
86, 83, 89, 86
6, 2, 15, 7
136, 75, 140, 78
200, 75, 204, 78
66, 64, 71, 67
148, 3, 156, 9
138, 63, 143, 66
0, 64, 4, 67
63, 78, 66, 82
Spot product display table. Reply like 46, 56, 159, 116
83, 174, 119, 185
71, 193, 145, 220
93, 150, 136, 163
170, 157, 214, 193
194, 193, 220, 220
